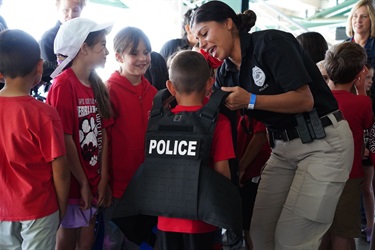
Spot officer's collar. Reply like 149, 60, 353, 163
223, 32, 253, 75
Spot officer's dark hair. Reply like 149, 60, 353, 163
190, 1, 257, 33
169, 50, 210, 94
113, 26, 152, 56
324, 42, 367, 85
0, 29, 41, 79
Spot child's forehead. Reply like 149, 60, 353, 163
123, 39, 149, 53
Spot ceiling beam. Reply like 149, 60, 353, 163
306, 0, 356, 19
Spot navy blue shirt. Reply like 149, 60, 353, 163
216, 30, 338, 130
39, 21, 61, 63
345, 37, 375, 111
346, 36, 375, 69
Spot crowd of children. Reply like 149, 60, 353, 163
2, 1, 375, 250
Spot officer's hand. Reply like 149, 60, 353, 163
221, 86, 251, 110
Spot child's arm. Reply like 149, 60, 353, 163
52, 155, 70, 221
97, 128, 112, 207
214, 160, 231, 180
64, 134, 92, 210
239, 131, 268, 180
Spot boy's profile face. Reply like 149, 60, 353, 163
31, 60, 43, 88
365, 68, 374, 91
319, 67, 329, 84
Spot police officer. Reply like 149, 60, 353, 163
191, 1, 355, 249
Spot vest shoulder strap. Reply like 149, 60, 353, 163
149, 89, 229, 135
149, 88, 171, 119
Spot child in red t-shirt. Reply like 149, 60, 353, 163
157, 50, 235, 249
320, 41, 373, 249
46, 18, 113, 249
0, 29, 70, 249
236, 112, 271, 250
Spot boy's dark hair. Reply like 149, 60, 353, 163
324, 42, 367, 84
169, 50, 210, 94
0, 29, 41, 78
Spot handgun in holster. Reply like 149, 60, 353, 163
296, 109, 326, 144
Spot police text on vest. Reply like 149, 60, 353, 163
148, 139, 198, 156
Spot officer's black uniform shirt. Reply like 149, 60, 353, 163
216, 30, 338, 130
40, 21, 61, 62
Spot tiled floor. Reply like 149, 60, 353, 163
356, 236, 370, 250
223, 235, 371, 249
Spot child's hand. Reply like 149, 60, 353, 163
355, 66, 369, 95
80, 182, 92, 210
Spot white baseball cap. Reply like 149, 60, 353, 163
50, 17, 113, 79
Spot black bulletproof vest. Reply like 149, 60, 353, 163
111, 89, 242, 239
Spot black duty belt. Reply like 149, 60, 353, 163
269, 110, 344, 142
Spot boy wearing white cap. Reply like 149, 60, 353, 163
46, 17, 113, 249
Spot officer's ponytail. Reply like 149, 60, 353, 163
238, 10, 257, 33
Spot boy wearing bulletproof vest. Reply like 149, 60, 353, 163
111, 50, 240, 248
157, 50, 235, 249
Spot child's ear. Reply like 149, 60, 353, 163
33, 59, 43, 86
115, 52, 124, 63
166, 80, 176, 96
205, 77, 214, 92
80, 43, 89, 55
36, 59, 43, 75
